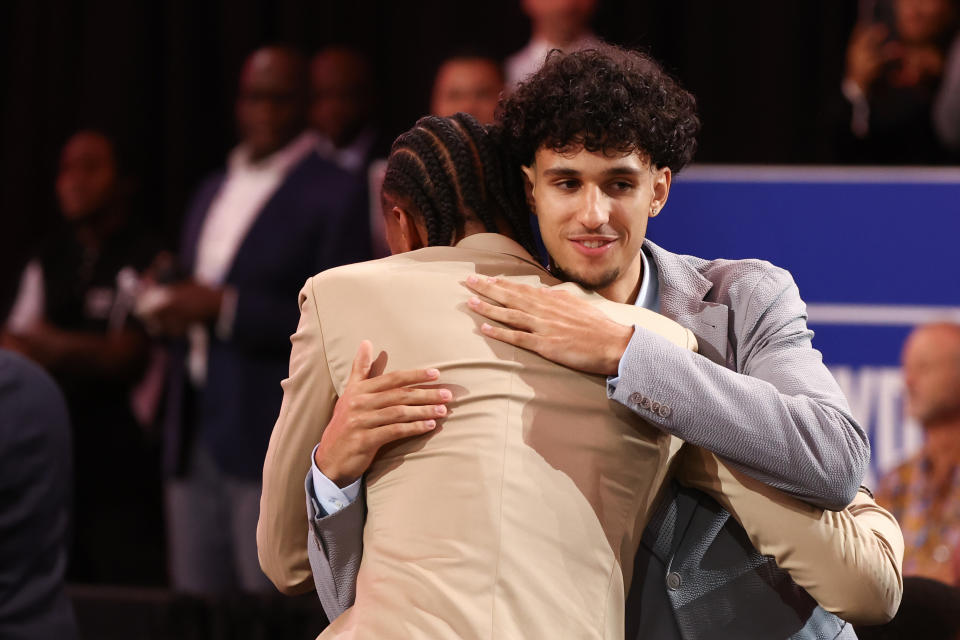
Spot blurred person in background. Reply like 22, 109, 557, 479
309, 46, 388, 176
0, 347, 77, 640
1, 129, 164, 585
506, 0, 599, 87
877, 322, 960, 584
430, 52, 505, 124
933, 31, 960, 150
310, 45, 391, 259
139, 45, 369, 596
840, 0, 958, 163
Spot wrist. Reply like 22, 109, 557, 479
314, 445, 359, 488
604, 323, 634, 376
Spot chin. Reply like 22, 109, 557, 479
554, 263, 621, 292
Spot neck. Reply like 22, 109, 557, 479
532, 25, 589, 49
924, 417, 960, 458
72, 204, 125, 251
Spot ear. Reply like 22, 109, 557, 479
521, 164, 537, 216
392, 205, 427, 252
650, 166, 672, 218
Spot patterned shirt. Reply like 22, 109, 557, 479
876, 451, 960, 584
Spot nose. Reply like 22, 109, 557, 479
577, 185, 610, 230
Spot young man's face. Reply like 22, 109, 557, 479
523, 146, 670, 304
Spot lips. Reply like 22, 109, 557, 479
569, 236, 617, 256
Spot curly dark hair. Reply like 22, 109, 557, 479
497, 44, 700, 173
382, 112, 539, 258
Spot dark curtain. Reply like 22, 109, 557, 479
0, 0, 858, 306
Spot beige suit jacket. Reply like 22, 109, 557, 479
259, 233, 698, 639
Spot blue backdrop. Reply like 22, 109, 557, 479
647, 166, 960, 484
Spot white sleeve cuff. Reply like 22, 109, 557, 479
310, 443, 361, 516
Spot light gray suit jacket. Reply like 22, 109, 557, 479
304, 240, 871, 639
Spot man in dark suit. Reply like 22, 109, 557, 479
141, 45, 369, 595
0, 347, 77, 639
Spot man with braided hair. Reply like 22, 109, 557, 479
260, 109, 902, 638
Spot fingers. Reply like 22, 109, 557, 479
467, 296, 537, 331
480, 322, 540, 352
348, 340, 375, 385
362, 366, 440, 394
367, 419, 439, 449
465, 275, 541, 311
367, 386, 452, 411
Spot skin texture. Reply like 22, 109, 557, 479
309, 47, 375, 149
56, 131, 118, 222
522, 0, 597, 46
901, 323, 960, 427
522, 146, 669, 305
313, 341, 450, 487
844, 0, 954, 93
237, 47, 308, 161
430, 58, 504, 125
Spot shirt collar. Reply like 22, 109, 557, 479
315, 126, 377, 174
633, 246, 660, 312
228, 130, 319, 175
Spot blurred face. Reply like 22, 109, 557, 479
895, 0, 955, 44
310, 50, 374, 148
522, 0, 597, 43
236, 49, 307, 160
431, 58, 504, 125
56, 131, 118, 221
524, 146, 670, 304
902, 326, 960, 426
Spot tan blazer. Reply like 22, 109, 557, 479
259, 233, 698, 639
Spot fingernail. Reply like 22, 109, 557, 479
425, 420, 437, 429
468, 296, 480, 306
481, 322, 492, 332
439, 389, 452, 401
426, 368, 440, 377
435, 405, 447, 416
466, 275, 478, 284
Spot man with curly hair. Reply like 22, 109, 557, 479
465, 44, 880, 638
296, 46, 901, 638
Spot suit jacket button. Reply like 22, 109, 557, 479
629, 392, 643, 405
640, 396, 652, 409
666, 572, 682, 591
651, 401, 661, 413
658, 404, 672, 418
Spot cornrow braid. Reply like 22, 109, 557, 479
382, 113, 541, 260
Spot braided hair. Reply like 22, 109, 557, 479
382, 113, 539, 259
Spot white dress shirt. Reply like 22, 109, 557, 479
314, 126, 377, 176
187, 130, 319, 386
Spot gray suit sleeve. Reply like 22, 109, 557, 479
304, 471, 364, 621
609, 268, 868, 509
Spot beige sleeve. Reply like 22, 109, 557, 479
257, 277, 339, 595
677, 445, 904, 625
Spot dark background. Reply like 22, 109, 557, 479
1, 0, 858, 297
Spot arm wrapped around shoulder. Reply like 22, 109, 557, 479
677, 445, 904, 625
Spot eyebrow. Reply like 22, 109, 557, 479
542, 165, 644, 178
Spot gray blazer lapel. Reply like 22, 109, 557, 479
645, 240, 729, 367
